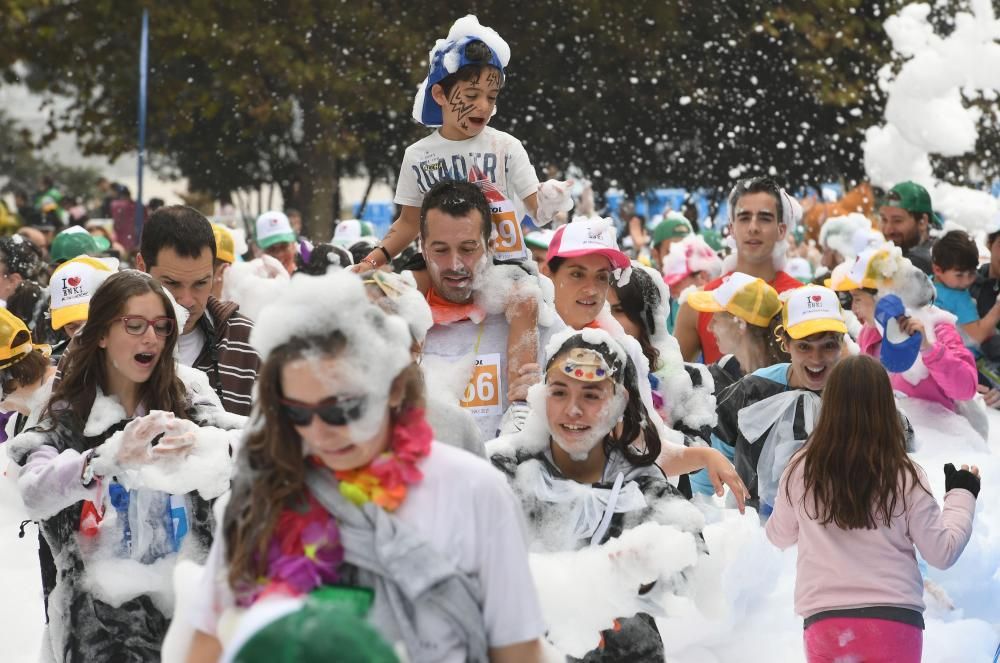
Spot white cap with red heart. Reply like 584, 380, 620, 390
49, 256, 119, 330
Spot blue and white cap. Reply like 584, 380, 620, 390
412, 15, 510, 127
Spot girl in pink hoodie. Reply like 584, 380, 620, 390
766, 355, 979, 663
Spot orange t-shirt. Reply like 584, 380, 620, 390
696, 270, 803, 363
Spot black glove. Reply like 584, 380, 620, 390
944, 463, 980, 498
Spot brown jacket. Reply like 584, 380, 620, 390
192, 297, 259, 416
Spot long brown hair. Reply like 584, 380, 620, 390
224, 331, 425, 594
45, 270, 187, 429
786, 354, 926, 529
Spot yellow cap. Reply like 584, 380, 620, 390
844, 247, 895, 290
0, 308, 36, 370
827, 262, 862, 292
49, 256, 117, 331
687, 272, 782, 328
212, 224, 236, 264
781, 285, 848, 339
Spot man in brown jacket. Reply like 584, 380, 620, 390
137, 206, 259, 416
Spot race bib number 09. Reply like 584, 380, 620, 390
460, 353, 503, 417
490, 201, 527, 260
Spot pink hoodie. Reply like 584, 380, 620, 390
858, 322, 978, 412
766, 460, 976, 619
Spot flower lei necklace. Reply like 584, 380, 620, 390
244, 408, 433, 605
333, 406, 433, 511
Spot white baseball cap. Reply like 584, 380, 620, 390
781, 285, 847, 339
255, 211, 297, 250
49, 256, 118, 330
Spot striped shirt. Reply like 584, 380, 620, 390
192, 297, 259, 416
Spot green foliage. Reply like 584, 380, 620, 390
0, 110, 101, 201
0, 0, 934, 233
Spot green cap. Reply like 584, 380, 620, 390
652, 213, 692, 248
50, 229, 100, 264
884, 181, 941, 228
232, 594, 398, 663
699, 228, 724, 252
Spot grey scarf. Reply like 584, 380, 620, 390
305, 468, 489, 662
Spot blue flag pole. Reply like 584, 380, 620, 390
135, 9, 149, 242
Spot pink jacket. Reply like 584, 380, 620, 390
858, 322, 978, 412
766, 460, 976, 618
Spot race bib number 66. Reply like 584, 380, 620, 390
460, 353, 503, 417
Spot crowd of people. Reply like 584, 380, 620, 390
1, 14, 990, 663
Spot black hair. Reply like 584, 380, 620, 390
931, 230, 978, 272
348, 240, 376, 267
148, 197, 165, 212
418, 180, 492, 246
989, 230, 1000, 247
6, 281, 50, 343
140, 205, 217, 268
436, 40, 503, 97
612, 268, 662, 371
0, 236, 43, 281
547, 256, 566, 273
546, 334, 661, 467
297, 243, 354, 276
728, 176, 784, 223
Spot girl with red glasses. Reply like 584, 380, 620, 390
8, 270, 242, 662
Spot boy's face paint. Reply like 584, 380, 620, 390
436, 67, 501, 140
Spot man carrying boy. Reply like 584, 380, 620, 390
358, 16, 570, 271
879, 181, 939, 275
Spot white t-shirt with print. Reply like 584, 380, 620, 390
395, 127, 540, 262
188, 442, 546, 661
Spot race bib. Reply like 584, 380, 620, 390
460, 353, 503, 417
490, 199, 528, 261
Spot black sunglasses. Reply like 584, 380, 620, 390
278, 395, 366, 427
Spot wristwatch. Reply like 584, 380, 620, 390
81, 450, 99, 488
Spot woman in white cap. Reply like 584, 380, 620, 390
711, 285, 880, 515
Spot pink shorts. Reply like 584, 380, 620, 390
804, 617, 922, 663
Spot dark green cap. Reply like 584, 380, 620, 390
50, 230, 100, 264
652, 214, 692, 248
233, 594, 398, 663
883, 181, 941, 228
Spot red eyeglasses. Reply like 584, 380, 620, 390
119, 316, 175, 337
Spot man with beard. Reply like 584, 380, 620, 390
878, 181, 939, 275
415, 180, 560, 441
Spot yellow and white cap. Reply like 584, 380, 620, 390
0, 308, 36, 370
212, 224, 236, 264
780, 285, 848, 339
686, 272, 782, 328
49, 256, 118, 330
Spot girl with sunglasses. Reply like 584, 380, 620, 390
186, 271, 545, 663
8, 270, 241, 662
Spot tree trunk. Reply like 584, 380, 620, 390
356, 172, 376, 220
296, 156, 338, 243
